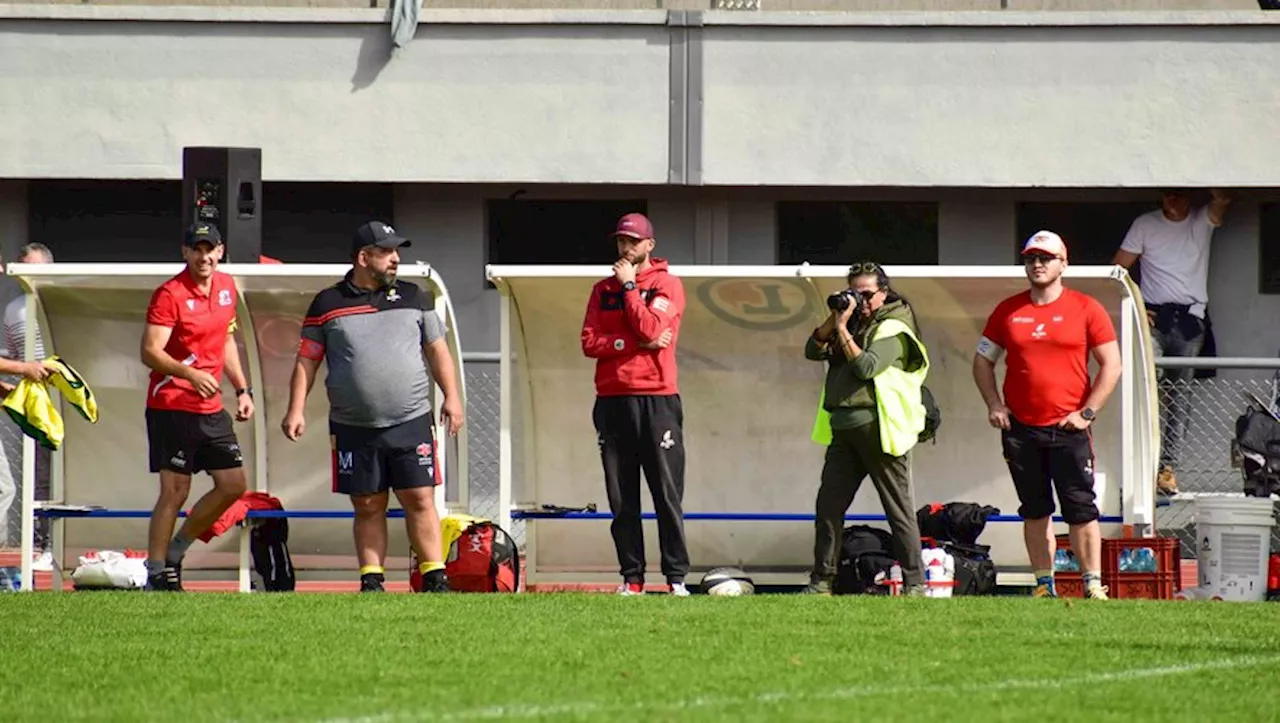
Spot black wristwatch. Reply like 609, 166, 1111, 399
622, 281, 637, 292
236, 387, 254, 399
1080, 407, 1095, 421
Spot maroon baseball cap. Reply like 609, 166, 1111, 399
610, 213, 654, 241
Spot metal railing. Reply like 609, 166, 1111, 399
1152, 357, 1280, 559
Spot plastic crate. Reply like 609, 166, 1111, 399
1102, 536, 1181, 600
1053, 535, 1084, 598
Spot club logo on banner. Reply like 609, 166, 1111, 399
696, 279, 813, 331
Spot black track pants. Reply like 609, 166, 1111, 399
593, 394, 690, 584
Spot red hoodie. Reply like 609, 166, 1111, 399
580, 258, 684, 397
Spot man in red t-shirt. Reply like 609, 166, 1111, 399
580, 213, 690, 596
972, 230, 1122, 601
139, 223, 254, 591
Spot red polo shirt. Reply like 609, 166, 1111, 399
144, 269, 240, 414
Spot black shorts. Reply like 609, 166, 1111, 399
1001, 417, 1099, 525
146, 408, 243, 475
330, 413, 440, 497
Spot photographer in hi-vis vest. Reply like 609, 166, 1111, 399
802, 262, 931, 596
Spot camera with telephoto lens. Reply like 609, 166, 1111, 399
827, 288, 865, 316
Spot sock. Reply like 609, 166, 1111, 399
418, 561, 445, 576
1082, 571, 1102, 588
1034, 568, 1054, 583
165, 532, 194, 566
359, 565, 385, 576
146, 558, 165, 576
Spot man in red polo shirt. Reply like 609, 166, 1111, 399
580, 212, 690, 596
972, 230, 1122, 601
140, 223, 253, 591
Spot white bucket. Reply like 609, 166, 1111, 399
1195, 496, 1277, 603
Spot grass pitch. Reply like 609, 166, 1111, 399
2, 591, 1278, 722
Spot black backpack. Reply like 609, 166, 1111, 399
918, 385, 942, 444
250, 518, 296, 592
1234, 395, 1280, 498
834, 525, 898, 595
916, 502, 1000, 547
941, 541, 997, 596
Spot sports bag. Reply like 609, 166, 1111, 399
834, 525, 898, 595
411, 517, 520, 593
942, 541, 997, 596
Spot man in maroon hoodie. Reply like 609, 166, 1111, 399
581, 213, 691, 596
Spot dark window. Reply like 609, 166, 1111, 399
777, 202, 939, 265
27, 180, 182, 262
1261, 203, 1280, 295
1014, 202, 1157, 269
261, 183, 395, 263
486, 199, 648, 265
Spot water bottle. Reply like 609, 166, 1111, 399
1136, 547, 1156, 573
888, 563, 903, 596
1054, 549, 1070, 572
0, 567, 21, 592
1118, 549, 1132, 573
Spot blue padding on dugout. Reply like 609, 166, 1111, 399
35, 508, 408, 519
35, 508, 1124, 524
509, 511, 1125, 523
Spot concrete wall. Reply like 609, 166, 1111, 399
2, 8, 1279, 185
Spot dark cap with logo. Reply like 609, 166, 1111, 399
352, 221, 412, 255
183, 222, 223, 248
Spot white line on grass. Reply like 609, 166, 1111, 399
317, 653, 1280, 722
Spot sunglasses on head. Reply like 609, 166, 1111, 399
848, 262, 881, 275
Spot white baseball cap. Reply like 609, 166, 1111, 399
1022, 230, 1067, 260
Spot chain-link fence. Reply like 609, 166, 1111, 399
1153, 362, 1280, 559
457, 356, 525, 547
0, 373, 34, 548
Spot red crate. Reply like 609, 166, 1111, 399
1102, 537, 1181, 600
1053, 535, 1085, 598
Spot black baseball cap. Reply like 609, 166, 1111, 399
352, 221, 412, 255
183, 222, 223, 248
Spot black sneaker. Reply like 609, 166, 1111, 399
146, 564, 183, 592
420, 569, 450, 593
360, 573, 385, 593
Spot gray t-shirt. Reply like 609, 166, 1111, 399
300, 273, 446, 428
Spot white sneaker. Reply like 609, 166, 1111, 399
669, 583, 691, 597
31, 551, 53, 572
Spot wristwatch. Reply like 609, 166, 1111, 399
1080, 407, 1095, 421
622, 281, 637, 292
236, 387, 254, 399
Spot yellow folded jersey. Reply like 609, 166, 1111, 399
2, 356, 99, 451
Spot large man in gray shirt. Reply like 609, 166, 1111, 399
281, 221, 463, 593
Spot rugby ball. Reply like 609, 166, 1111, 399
700, 566, 755, 597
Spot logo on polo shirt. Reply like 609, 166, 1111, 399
387, 288, 401, 303
218, 289, 233, 307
